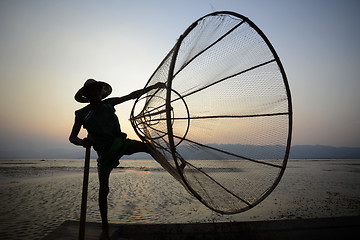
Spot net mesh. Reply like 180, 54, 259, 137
130, 12, 292, 214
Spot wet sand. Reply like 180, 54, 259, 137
0, 159, 360, 239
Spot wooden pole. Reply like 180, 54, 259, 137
79, 146, 91, 240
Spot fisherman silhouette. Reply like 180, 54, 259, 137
69, 79, 164, 235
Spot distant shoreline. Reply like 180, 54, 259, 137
1, 145, 360, 159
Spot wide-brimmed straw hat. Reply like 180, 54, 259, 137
75, 79, 112, 103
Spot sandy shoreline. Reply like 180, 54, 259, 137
0, 159, 360, 239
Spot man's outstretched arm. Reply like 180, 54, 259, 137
108, 82, 165, 106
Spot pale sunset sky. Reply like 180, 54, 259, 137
0, 0, 359, 156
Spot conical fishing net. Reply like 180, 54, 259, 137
130, 11, 292, 214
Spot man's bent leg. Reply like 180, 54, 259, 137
124, 140, 151, 155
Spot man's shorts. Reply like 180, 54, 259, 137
97, 137, 133, 178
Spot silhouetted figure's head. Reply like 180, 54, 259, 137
75, 79, 112, 103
